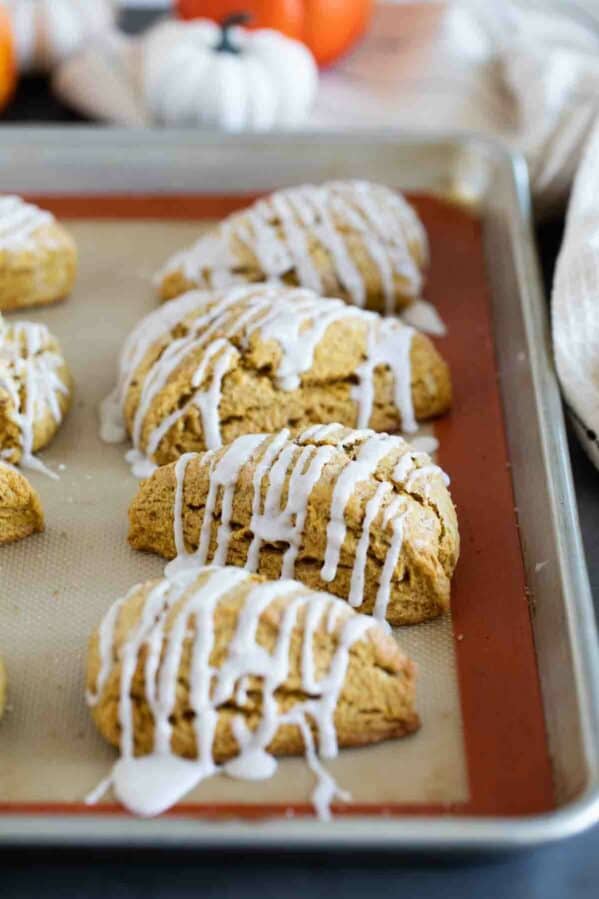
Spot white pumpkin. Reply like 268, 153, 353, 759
143, 17, 318, 132
5, 0, 116, 74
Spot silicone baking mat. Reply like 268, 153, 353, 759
0, 195, 553, 819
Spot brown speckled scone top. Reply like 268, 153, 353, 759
0, 463, 44, 545
0, 316, 72, 469
158, 180, 428, 315
0, 196, 77, 311
129, 424, 459, 626
87, 566, 418, 773
103, 284, 450, 474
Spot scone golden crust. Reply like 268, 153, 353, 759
0, 317, 72, 469
129, 425, 459, 626
0, 196, 77, 311
102, 284, 451, 473
0, 463, 44, 544
158, 180, 428, 315
87, 566, 419, 771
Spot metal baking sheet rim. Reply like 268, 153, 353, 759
0, 128, 597, 852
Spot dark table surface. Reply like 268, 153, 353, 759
1, 8, 598, 897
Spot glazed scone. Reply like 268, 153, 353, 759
0, 655, 6, 720
0, 196, 77, 311
86, 565, 418, 817
129, 424, 459, 626
158, 180, 428, 315
0, 315, 72, 472
100, 284, 451, 476
0, 462, 44, 544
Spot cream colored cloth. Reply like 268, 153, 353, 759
489, 1, 599, 463
553, 118, 599, 468
476, 1, 599, 217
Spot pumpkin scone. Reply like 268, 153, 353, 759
100, 284, 451, 476
0, 315, 72, 474
0, 462, 44, 544
86, 565, 418, 818
0, 195, 77, 311
129, 424, 459, 626
158, 180, 428, 315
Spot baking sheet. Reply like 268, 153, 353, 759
0, 192, 554, 821
0, 219, 468, 810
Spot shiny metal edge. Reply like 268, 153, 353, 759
0, 128, 597, 851
506, 155, 599, 773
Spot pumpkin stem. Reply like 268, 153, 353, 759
216, 13, 251, 54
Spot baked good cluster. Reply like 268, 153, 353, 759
0, 182, 460, 819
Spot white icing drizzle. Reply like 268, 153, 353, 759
244, 289, 362, 392
144, 338, 237, 457
125, 449, 158, 481
164, 426, 448, 624
246, 435, 336, 578
0, 195, 53, 251
86, 566, 374, 819
400, 299, 447, 337
0, 317, 69, 479
100, 285, 421, 475
270, 193, 322, 292
99, 291, 211, 445
246, 429, 292, 572
408, 434, 439, 455
348, 481, 392, 609
166, 434, 267, 577
172, 452, 198, 557
299, 423, 345, 442
393, 450, 450, 499
352, 318, 417, 433
374, 498, 408, 625
321, 433, 401, 584
235, 675, 250, 708
160, 181, 428, 314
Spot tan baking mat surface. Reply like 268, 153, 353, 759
0, 220, 469, 809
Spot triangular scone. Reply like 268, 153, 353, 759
102, 284, 450, 474
0, 463, 44, 545
129, 425, 459, 626
0, 316, 72, 471
158, 180, 428, 315
0, 196, 77, 311
86, 565, 418, 817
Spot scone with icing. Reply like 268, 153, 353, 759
86, 565, 418, 818
100, 284, 451, 477
0, 315, 72, 475
0, 196, 77, 311
158, 180, 427, 316
0, 462, 44, 544
129, 424, 459, 626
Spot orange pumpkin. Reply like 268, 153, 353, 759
0, 4, 15, 112
176, 1, 373, 67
